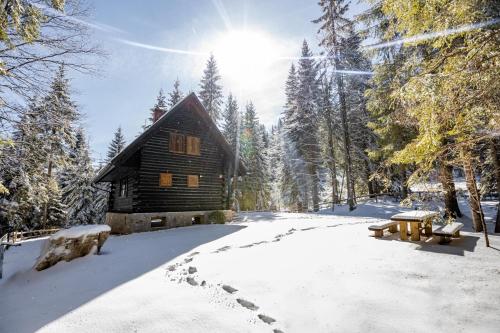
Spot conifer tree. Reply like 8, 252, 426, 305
60, 128, 96, 225
199, 54, 224, 125
144, 89, 168, 131
314, 0, 356, 210
168, 78, 184, 107
107, 126, 126, 162
221, 93, 240, 209
39, 65, 79, 227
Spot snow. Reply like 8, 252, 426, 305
50, 224, 111, 240
390, 210, 439, 220
1, 200, 499, 333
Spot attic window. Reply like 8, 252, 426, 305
187, 175, 199, 188
169, 132, 185, 153
186, 136, 200, 155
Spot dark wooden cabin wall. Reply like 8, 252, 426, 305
109, 170, 138, 213
135, 107, 227, 213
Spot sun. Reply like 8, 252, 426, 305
210, 29, 280, 91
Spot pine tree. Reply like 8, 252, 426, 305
240, 102, 270, 210
314, 0, 356, 210
168, 78, 184, 108
107, 126, 126, 162
39, 65, 79, 227
144, 89, 168, 131
283, 41, 321, 211
60, 128, 97, 225
221, 94, 239, 153
199, 54, 224, 125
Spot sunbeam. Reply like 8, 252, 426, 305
363, 18, 500, 50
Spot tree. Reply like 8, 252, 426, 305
240, 102, 270, 210
221, 93, 240, 209
39, 65, 79, 227
314, 0, 356, 210
144, 89, 168, 130
0, 0, 100, 127
318, 77, 339, 210
168, 78, 184, 107
60, 128, 96, 225
381, 0, 499, 245
199, 54, 224, 125
107, 126, 126, 162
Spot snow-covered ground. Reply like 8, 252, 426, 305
1, 199, 499, 333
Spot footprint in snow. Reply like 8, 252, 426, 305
236, 298, 259, 311
222, 285, 238, 294
184, 257, 193, 263
258, 314, 276, 325
188, 266, 197, 274
214, 245, 231, 253
186, 277, 198, 286
167, 265, 177, 272
273, 329, 284, 333
189, 251, 199, 257
240, 244, 254, 248
300, 227, 316, 231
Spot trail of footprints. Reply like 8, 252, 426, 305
164, 222, 370, 331
166, 251, 282, 331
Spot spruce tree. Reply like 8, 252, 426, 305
314, 0, 356, 210
199, 54, 224, 125
107, 126, 126, 162
168, 78, 184, 107
39, 65, 79, 227
60, 128, 96, 225
143, 89, 168, 131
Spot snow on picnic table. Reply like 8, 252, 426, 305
0, 199, 499, 333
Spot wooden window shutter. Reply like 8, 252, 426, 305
187, 175, 199, 188
169, 132, 185, 153
186, 136, 200, 155
159, 173, 172, 187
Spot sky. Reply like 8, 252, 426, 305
70, 0, 366, 162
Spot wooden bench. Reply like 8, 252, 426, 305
433, 222, 464, 244
368, 221, 399, 238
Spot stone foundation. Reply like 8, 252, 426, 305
105, 210, 235, 235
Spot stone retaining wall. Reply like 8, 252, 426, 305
105, 210, 235, 234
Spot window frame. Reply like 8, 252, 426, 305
159, 173, 173, 187
186, 136, 201, 156
119, 177, 128, 197
187, 175, 199, 188
169, 132, 186, 154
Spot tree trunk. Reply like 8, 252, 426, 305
42, 159, 53, 228
400, 166, 408, 199
462, 148, 489, 246
490, 139, 500, 233
439, 162, 462, 218
326, 120, 338, 210
310, 163, 320, 212
336, 73, 356, 211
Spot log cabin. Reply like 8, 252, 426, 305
93, 93, 244, 234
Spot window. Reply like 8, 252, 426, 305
119, 178, 128, 197
169, 132, 185, 153
187, 175, 199, 188
159, 173, 172, 187
186, 136, 201, 155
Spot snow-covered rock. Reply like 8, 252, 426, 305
35, 225, 111, 271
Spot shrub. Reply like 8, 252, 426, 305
208, 210, 226, 224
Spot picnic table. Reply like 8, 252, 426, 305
390, 210, 439, 241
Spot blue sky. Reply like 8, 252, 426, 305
71, 0, 366, 162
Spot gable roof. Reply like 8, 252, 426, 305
94, 92, 245, 183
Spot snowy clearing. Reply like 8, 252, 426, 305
1, 199, 499, 333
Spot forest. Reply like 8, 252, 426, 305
0, 0, 498, 242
